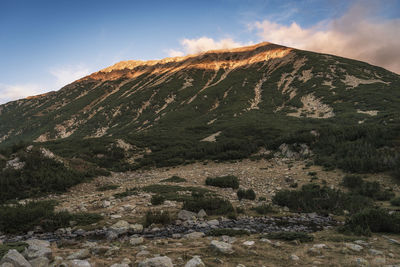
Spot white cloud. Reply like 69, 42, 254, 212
251, 2, 400, 74
167, 37, 252, 57
49, 64, 91, 88
0, 83, 45, 104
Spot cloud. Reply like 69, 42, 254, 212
49, 64, 91, 88
0, 83, 45, 104
167, 37, 251, 57
251, 2, 400, 74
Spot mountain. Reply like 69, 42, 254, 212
0, 42, 399, 170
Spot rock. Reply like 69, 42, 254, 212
66, 249, 90, 260
207, 219, 219, 226
138, 256, 173, 267
236, 265, 246, 267
172, 234, 182, 239
307, 247, 322, 256
242, 241, 255, 246
178, 210, 197, 221
355, 258, 368, 266
29, 257, 49, 267
89, 245, 110, 255
313, 244, 328, 249
1, 263, 14, 267
382, 235, 400, 245
5, 157, 25, 170
110, 264, 129, 267
372, 257, 386, 265
210, 240, 234, 254
290, 254, 300, 261
122, 204, 134, 211
109, 220, 130, 235
221, 235, 236, 244
23, 239, 52, 260
354, 240, 369, 247
184, 232, 205, 239
129, 223, 143, 232
368, 249, 383, 256
345, 243, 363, 252
184, 256, 205, 267
106, 231, 119, 241
102, 200, 111, 208
68, 260, 91, 267
197, 210, 207, 218
129, 237, 144, 246
0, 249, 32, 267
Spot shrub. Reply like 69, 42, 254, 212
151, 194, 166, 205
251, 204, 275, 215
0, 242, 28, 258
161, 176, 187, 183
237, 188, 256, 200
144, 210, 172, 227
97, 184, 119, 191
205, 175, 239, 189
342, 175, 363, 189
258, 197, 266, 201
113, 187, 139, 199
341, 208, 400, 236
391, 197, 400, 206
266, 232, 314, 242
183, 197, 234, 215
0, 201, 102, 234
272, 184, 372, 215
207, 228, 249, 236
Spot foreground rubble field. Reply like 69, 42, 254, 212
1, 158, 400, 267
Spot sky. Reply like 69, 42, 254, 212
0, 0, 399, 104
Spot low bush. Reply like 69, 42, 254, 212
341, 176, 395, 201
183, 197, 234, 215
237, 188, 256, 200
0, 201, 102, 234
113, 187, 139, 199
151, 194, 166, 205
97, 184, 119, 191
144, 210, 172, 227
341, 208, 400, 236
251, 204, 275, 215
161, 176, 187, 183
391, 197, 400, 206
143, 184, 210, 202
266, 231, 314, 242
258, 197, 266, 201
207, 228, 249, 236
272, 184, 372, 215
205, 175, 239, 189
0, 242, 28, 258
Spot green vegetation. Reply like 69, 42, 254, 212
237, 188, 256, 200
160, 175, 187, 183
266, 231, 314, 242
341, 175, 395, 201
341, 208, 400, 236
113, 187, 139, 199
0, 201, 102, 234
182, 196, 234, 215
142, 184, 210, 202
273, 184, 372, 215
97, 184, 119, 191
151, 194, 166, 205
391, 197, 400, 206
205, 175, 239, 189
251, 204, 275, 215
144, 210, 172, 227
207, 228, 249, 236
0, 242, 28, 258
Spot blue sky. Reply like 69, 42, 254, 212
0, 0, 399, 104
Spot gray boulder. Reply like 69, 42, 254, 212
184, 232, 205, 239
109, 220, 130, 235
210, 240, 234, 254
68, 260, 91, 267
29, 257, 49, 267
138, 256, 173, 267
178, 210, 197, 221
0, 249, 32, 267
66, 249, 90, 260
23, 239, 52, 261
129, 237, 144, 246
184, 256, 205, 267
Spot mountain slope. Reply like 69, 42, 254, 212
0, 42, 399, 170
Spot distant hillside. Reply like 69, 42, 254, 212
0, 42, 399, 173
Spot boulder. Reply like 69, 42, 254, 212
345, 243, 363, 252
0, 249, 32, 267
184, 256, 205, 267
184, 232, 205, 239
129, 224, 143, 233
129, 237, 144, 246
210, 240, 234, 254
138, 256, 173, 267
178, 210, 197, 221
66, 249, 90, 260
23, 239, 52, 260
109, 220, 130, 235
29, 257, 49, 267
68, 260, 91, 267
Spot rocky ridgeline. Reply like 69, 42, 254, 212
2, 211, 336, 243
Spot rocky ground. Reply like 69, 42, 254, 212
1, 158, 400, 267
